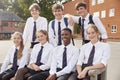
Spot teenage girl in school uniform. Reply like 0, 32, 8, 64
14, 30, 54, 80
0, 32, 29, 80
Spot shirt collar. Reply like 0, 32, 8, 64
13, 45, 20, 50
32, 16, 40, 22
89, 41, 100, 47
62, 43, 72, 49
81, 13, 90, 20
39, 41, 48, 47
55, 16, 64, 22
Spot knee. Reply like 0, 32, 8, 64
17, 68, 28, 75
27, 76, 34, 80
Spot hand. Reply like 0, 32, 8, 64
64, 14, 75, 26
10, 77, 16, 80
32, 64, 40, 71
46, 74, 56, 80
77, 67, 88, 79
27, 64, 33, 69
68, 17, 75, 26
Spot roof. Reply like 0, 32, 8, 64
0, 11, 23, 22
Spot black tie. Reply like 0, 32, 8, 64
36, 46, 44, 66
81, 19, 85, 40
13, 48, 18, 71
62, 47, 67, 68
32, 21, 36, 42
58, 22, 62, 45
87, 46, 95, 66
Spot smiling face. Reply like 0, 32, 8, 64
86, 24, 99, 42
36, 30, 48, 44
75, 2, 88, 18
30, 8, 40, 19
29, 3, 40, 19
52, 9, 63, 20
52, 4, 64, 20
12, 32, 22, 47
61, 28, 72, 46
76, 6, 87, 17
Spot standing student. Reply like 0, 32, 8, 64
69, 24, 110, 80
66, 2, 108, 44
14, 30, 54, 80
34, 28, 79, 80
23, 3, 48, 48
0, 32, 29, 80
49, 3, 73, 47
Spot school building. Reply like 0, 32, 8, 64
64, 0, 120, 39
0, 11, 24, 40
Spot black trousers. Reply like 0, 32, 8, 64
68, 64, 101, 80
0, 68, 16, 80
27, 68, 72, 80
27, 70, 49, 80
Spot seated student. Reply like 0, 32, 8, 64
69, 24, 110, 80
0, 32, 29, 80
13, 30, 54, 80
32, 28, 79, 80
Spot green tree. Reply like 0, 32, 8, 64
10, 0, 71, 21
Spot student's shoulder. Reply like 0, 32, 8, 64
39, 16, 47, 21
47, 43, 54, 49
81, 42, 90, 49
100, 42, 110, 48
92, 14, 100, 20
26, 17, 33, 21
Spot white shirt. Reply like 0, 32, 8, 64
29, 42, 54, 70
0, 46, 29, 73
71, 13, 108, 40
77, 41, 110, 66
23, 16, 48, 45
48, 17, 73, 47
50, 43, 79, 77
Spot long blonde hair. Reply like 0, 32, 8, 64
11, 32, 24, 59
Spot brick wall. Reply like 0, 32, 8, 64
64, 0, 120, 39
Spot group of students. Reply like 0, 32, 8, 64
0, 1, 110, 80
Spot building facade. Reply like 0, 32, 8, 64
64, 0, 120, 39
0, 11, 24, 40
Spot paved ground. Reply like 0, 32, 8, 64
0, 39, 120, 80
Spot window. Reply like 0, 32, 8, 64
93, 12, 100, 17
111, 25, 117, 33
2, 21, 8, 27
101, 10, 106, 18
15, 22, 19, 27
97, 0, 104, 4
92, 0, 96, 6
109, 8, 115, 17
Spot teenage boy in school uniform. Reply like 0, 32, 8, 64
66, 2, 108, 44
23, 3, 48, 48
48, 3, 73, 47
